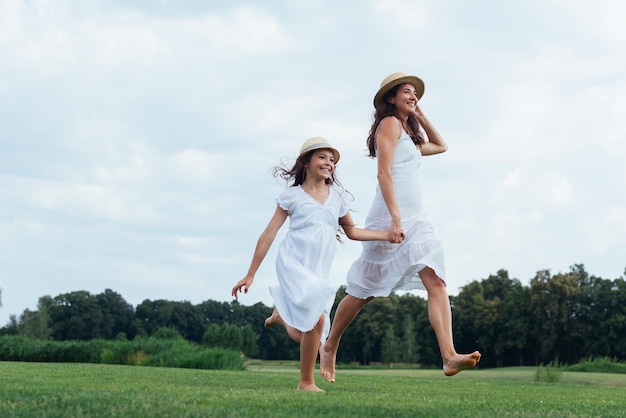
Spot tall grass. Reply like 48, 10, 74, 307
0, 335, 244, 370
535, 360, 563, 383
567, 356, 626, 374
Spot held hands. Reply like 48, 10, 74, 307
387, 230, 405, 243
388, 218, 405, 243
231, 275, 254, 300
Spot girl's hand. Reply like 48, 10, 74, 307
387, 229, 405, 243
231, 275, 254, 299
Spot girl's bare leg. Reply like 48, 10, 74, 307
265, 307, 302, 343
298, 316, 325, 392
319, 295, 371, 382
419, 267, 481, 375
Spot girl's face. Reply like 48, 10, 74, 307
305, 149, 335, 180
389, 83, 418, 116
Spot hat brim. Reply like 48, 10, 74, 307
373, 75, 425, 107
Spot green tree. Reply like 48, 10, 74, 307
530, 268, 582, 364
381, 324, 399, 364
400, 315, 419, 363
574, 266, 626, 359
452, 281, 485, 360
202, 323, 244, 351
17, 296, 53, 340
349, 297, 395, 364
95, 289, 136, 339
197, 300, 231, 325
393, 294, 430, 364
48, 291, 103, 340
221, 323, 243, 351
202, 324, 221, 347
241, 324, 259, 358
135, 299, 205, 342
453, 270, 533, 368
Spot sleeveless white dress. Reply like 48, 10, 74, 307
346, 129, 446, 299
271, 184, 350, 341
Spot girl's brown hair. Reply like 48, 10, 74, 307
366, 84, 425, 157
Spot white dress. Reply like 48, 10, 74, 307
270, 184, 350, 341
346, 129, 446, 299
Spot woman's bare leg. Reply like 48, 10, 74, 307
419, 267, 481, 375
298, 316, 325, 392
319, 295, 372, 382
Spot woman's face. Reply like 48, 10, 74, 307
390, 83, 418, 116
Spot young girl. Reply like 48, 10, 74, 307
231, 137, 397, 392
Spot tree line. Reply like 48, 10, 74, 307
1, 264, 624, 368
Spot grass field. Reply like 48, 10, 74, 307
1, 361, 625, 417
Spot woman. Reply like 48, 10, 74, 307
320, 73, 481, 383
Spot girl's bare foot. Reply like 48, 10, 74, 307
443, 351, 482, 376
297, 383, 325, 392
319, 343, 336, 383
264, 307, 282, 328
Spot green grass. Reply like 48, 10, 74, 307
1, 361, 625, 417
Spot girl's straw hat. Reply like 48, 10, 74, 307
373, 72, 425, 107
299, 137, 340, 163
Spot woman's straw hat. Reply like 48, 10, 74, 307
299, 137, 340, 163
373, 72, 425, 107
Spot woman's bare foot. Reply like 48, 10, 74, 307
319, 343, 337, 383
297, 383, 325, 392
443, 351, 482, 376
264, 307, 282, 328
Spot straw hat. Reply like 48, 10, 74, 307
298, 137, 340, 163
373, 72, 425, 107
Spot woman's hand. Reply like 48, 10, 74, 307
412, 102, 425, 120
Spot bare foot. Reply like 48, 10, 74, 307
297, 383, 325, 392
443, 351, 482, 376
264, 307, 282, 328
319, 343, 336, 383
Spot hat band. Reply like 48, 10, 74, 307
301, 143, 330, 154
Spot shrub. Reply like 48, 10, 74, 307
535, 360, 563, 383
0, 335, 244, 371
567, 357, 626, 374
143, 341, 244, 370
153, 327, 184, 340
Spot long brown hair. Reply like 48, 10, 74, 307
366, 84, 425, 157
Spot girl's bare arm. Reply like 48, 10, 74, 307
231, 205, 288, 299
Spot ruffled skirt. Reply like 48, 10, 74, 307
346, 214, 446, 299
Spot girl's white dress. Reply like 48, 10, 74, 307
271, 184, 350, 341
346, 129, 446, 298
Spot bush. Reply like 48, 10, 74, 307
143, 342, 244, 370
152, 327, 184, 340
535, 360, 563, 383
567, 357, 626, 374
0, 335, 244, 371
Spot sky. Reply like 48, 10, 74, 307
1, 0, 625, 326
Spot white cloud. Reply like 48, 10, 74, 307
1, 0, 625, 326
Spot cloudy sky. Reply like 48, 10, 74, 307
1, 0, 625, 325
